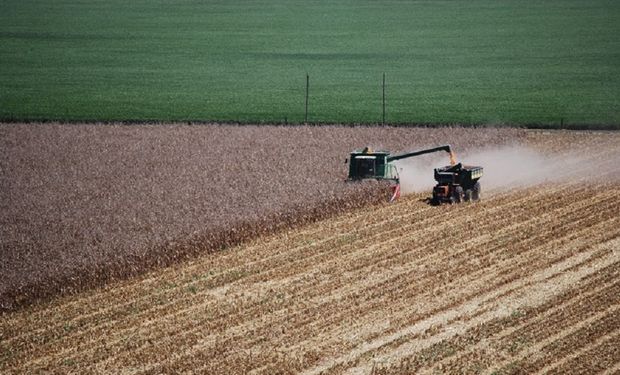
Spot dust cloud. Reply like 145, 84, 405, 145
459, 145, 578, 191
395, 144, 618, 196
394, 153, 449, 194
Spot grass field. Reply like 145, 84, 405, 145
1, 0, 619, 126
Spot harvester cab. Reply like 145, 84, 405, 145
347, 147, 399, 182
347, 145, 455, 202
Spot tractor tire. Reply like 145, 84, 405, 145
464, 189, 473, 202
472, 181, 481, 201
453, 186, 464, 204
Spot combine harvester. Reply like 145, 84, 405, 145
346, 144, 483, 204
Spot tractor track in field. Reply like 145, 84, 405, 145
308, 237, 619, 375
2, 132, 619, 374
407, 267, 620, 374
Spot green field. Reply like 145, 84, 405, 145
1, 0, 619, 126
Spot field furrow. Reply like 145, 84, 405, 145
416, 268, 620, 374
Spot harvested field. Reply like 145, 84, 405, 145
0, 124, 523, 311
1, 130, 619, 373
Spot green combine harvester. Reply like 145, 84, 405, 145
346, 144, 483, 204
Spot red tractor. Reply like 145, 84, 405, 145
432, 163, 483, 204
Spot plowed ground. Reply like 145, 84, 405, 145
1, 132, 619, 374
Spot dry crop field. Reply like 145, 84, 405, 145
0, 124, 523, 311
1, 129, 619, 373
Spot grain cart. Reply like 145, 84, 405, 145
346, 144, 455, 202
431, 163, 483, 205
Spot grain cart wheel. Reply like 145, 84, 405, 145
472, 181, 481, 201
453, 186, 464, 204
464, 189, 473, 202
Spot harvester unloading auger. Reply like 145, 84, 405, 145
346, 144, 483, 204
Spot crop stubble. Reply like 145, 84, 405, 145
1, 129, 619, 373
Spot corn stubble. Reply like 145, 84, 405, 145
0, 124, 524, 311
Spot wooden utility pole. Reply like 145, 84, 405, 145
305, 74, 309, 123
382, 73, 386, 125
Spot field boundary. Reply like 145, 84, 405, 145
2, 119, 620, 131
